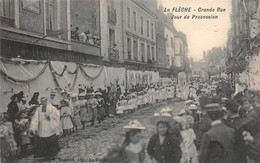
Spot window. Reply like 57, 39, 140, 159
141, 16, 143, 34
45, 0, 56, 33
134, 40, 138, 60
127, 7, 130, 28
151, 23, 154, 39
147, 45, 150, 60
171, 37, 174, 48
147, 20, 149, 37
127, 38, 132, 59
166, 34, 168, 47
0, 0, 15, 27
133, 11, 136, 31
141, 43, 145, 62
109, 28, 115, 47
151, 46, 155, 60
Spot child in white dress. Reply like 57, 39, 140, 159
60, 99, 74, 136
116, 96, 127, 116
177, 115, 198, 163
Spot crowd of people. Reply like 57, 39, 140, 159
1, 77, 260, 163
101, 79, 260, 163
0, 81, 177, 162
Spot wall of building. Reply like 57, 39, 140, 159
165, 27, 175, 67
123, 0, 156, 62
70, 0, 100, 35
19, 0, 44, 34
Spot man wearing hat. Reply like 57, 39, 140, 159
199, 103, 235, 163
240, 95, 260, 162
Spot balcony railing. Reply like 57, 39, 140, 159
108, 8, 117, 24
0, 16, 15, 27
109, 48, 119, 61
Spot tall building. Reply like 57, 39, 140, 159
174, 32, 188, 70
101, 0, 158, 72
226, 0, 260, 90
165, 13, 176, 68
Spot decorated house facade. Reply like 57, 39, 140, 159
0, 0, 102, 64
226, 0, 260, 90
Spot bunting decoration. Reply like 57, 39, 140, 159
79, 65, 104, 80
0, 62, 49, 83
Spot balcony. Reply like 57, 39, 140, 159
108, 8, 117, 24
108, 48, 119, 61
0, 16, 15, 27
71, 40, 101, 56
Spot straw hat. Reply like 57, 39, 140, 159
150, 112, 173, 125
71, 93, 78, 98
130, 93, 136, 97
160, 107, 173, 113
78, 92, 86, 97
204, 103, 223, 112
184, 100, 194, 105
60, 99, 70, 106
95, 92, 102, 97
61, 89, 67, 94
50, 90, 56, 95
189, 104, 198, 110
178, 109, 187, 116
123, 120, 146, 130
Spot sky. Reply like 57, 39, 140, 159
161, 0, 232, 61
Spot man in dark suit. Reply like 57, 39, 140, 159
199, 103, 235, 163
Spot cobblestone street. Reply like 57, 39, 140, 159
16, 100, 184, 163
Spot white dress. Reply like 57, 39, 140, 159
180, 128, 198, 163
116, 100, 126, 114
60, 106, 74, 130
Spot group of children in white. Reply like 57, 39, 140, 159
116, 86, 176, 115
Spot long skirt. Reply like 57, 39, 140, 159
97, 106, 106, 120
72, 113, 81, 127
61, 116, 74, 130
34, 134, 60, 158
108, 103, 116, 115
5, 134, 18, 155
91, 107, 98, 122
80, 107, 89, 122
1, 137, 10, 161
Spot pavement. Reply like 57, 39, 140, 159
15, 99, 185, 163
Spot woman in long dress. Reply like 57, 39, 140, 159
95, 92, 106, 123
60, 99, 74, 136
78, 93, 88, 129
70, 94, 81, 132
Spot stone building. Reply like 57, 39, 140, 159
226, 0, 260, 90
0, 0, 102, 64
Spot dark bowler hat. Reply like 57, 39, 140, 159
204, 103, 222, 112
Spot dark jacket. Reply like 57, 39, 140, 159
147, 133, 182, 163
7, 101, 19, 123
199, 123, 234, 163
